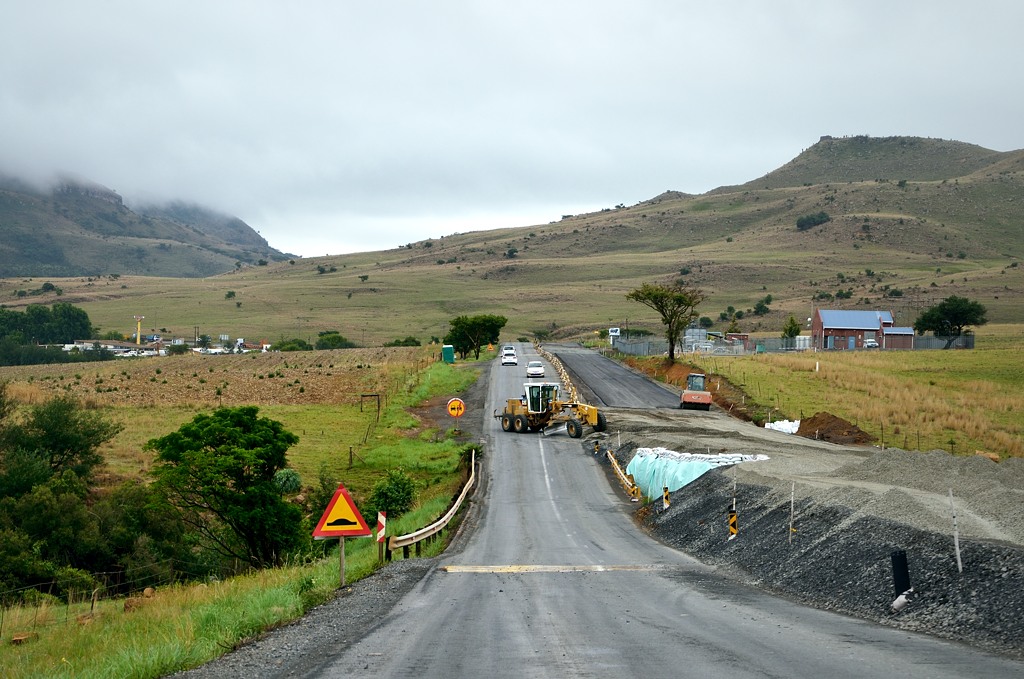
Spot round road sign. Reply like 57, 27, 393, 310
446, 398, 466, 418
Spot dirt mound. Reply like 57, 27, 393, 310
796, 411, 875, 445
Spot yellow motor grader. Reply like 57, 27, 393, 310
495, 382, 606, 438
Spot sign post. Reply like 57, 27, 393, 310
376, 511, 387, 563
447, 397, 466, 434
313, 483, 372, 587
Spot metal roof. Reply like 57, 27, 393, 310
817, 310, 893, 329
883, 326, 915, 335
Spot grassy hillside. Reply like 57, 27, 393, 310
1, 136, 1021, 344
0, 178, 290, 278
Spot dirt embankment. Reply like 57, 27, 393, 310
595, 387, 1024, 659
622, 357, 877, 444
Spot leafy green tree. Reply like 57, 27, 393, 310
781, 316, 801, 340
315, 331, 356, 350
781, 316, 802, 349
272, 338, 313, 351
12, 472, 109, 568
146, 406, 303, 568
48, 303, 93, 343
383, 336, 421, 347
363, 469, 416, 519
626, 282, 705, 361
273, 468, 302, 494
913, 296, 988, 348
0, 303, 93, 345
445, 314, 508, 359
0, 392, 122, 484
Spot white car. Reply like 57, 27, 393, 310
526, 360, 545, 378
863, 338, 879, 348
501, 352, 518, 366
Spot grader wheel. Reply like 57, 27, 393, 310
513, 415, 529, 433
595, 411, 608, 432
500, 414, 513, 432
566, 418, 583, 438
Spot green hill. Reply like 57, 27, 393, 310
717, 135, 1013, 191
1, 135, 1021, 343
0, 177, 290, 278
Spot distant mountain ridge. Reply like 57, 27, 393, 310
0, 175, 290, 278
715, 135, 1014, 192
2, 134, 1020, 345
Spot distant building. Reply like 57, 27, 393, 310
811, 310, 914, 350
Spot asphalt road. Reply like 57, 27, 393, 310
301, 343, 1023, 678
547, 343, 680, 408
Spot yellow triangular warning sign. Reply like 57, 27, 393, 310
313, 484, 371, 539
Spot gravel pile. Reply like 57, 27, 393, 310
605, 442, 1024, 660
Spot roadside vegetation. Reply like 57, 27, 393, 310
0, 348, 482, 678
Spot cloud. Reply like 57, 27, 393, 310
2, 1, 1022, 257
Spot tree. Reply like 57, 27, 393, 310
315, 332, 356, 350
444, 314, 508, 359
626, 282, 705, 361
384, 336, 421, 347
272, 338, 313, 351
913, 296, 988, 349
0, 392, 122, 485
146, 406, 303, 569
362, 469, 416, 519
796, 212, 831, 231
781, 315, 802, 349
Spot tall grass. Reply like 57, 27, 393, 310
690, 338, 1024, 458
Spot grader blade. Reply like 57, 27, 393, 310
542, 422, 567, 436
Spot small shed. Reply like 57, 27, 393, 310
881, 326, 915, 350
812, 310, 895, 350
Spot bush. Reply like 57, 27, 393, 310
274, 468, 302, 495
364, 469, 416, 519
796, 212, 831, 231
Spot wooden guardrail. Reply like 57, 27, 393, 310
387, 449, 477, 559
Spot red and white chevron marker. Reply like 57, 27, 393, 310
376, 511, 386, 543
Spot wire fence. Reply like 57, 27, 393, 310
611, 334, 975, 356
0, 555, 266, 641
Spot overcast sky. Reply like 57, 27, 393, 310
3, 2, 1022, 258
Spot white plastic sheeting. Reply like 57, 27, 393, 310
765, 419, 800, 434
625, 447, 769, 499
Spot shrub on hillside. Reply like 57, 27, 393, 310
796, 212, 831, 230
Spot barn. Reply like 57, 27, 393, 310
811, 310, 914, 350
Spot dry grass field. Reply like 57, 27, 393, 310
0, 346, 471, 489
628, 325, 1024, 459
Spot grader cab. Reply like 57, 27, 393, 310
495, 382, 607, 438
